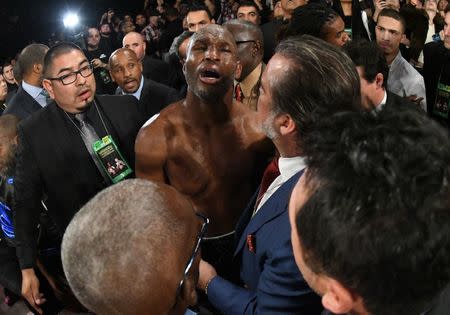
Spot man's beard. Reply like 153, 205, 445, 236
0, 143, 17, 177
261, 111, 280, 140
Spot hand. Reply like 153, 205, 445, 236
197, 259, 217, 291
91, 58, 104, 69
21, 268, 46, 314
0, 79, 7, 101
405, 94, 424, 107
373, 0, 386, 21
401, 37, 411, 47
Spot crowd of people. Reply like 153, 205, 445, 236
0, 0, 449, 314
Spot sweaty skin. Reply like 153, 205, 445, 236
135, 25, 271, 236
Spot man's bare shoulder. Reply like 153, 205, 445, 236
230, 100, 268, 149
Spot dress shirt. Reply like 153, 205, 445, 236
372, 90, 388, 114
123, 75, 144, 100
387, 51, 427, 111
22, 81, 48, 107
255, 156, 306, 213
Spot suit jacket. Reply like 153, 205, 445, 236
14, 94, 145, 269
142, 55, 171, 86
207, 171, 322, 315
117, 77, 181, 119
3, 85, 43, 120
423, 41, 450, 122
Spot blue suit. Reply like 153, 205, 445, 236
207, 171, 322, 315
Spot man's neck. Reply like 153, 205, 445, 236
427, 10, 436, 22
22, 77, 41, 88
386, 50, 399, 65
184, 88, 235, 125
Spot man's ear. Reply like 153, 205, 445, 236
34, 63, 43, 75
12, 134, 18, 146
109, 71, 116, 82
401, 33, 406, 42
278, 113, 296, 136
42, 79, 55, 99
375, 73, 384, 89
182, 62, 187, 76
253, 40, 262, 56
235, 61, 242, 81
322, 279, 357, 315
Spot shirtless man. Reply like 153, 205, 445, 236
135, 25, 271, 277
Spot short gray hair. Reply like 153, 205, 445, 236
62, 179, 196, 314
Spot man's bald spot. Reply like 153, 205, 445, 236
109, 48, 139, 67
122, 31, 145, 46
187, 25, 238, 57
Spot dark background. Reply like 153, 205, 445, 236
0, 0, 145, 61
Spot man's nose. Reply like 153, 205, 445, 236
205, 46, 219, 60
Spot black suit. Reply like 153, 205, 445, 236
117, 77, 181, 119
142, 55, 170, 86
14, 94, 145, 269
423, 41, 450, 124
3, 85, 43, 120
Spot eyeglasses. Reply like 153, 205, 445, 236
236, 40, 256, 45
47, 64, 94, 85
174, 212, 209, 302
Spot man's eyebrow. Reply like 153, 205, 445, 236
56, 59, 89, 75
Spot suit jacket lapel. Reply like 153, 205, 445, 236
234, 170, 304, 256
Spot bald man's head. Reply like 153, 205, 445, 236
109, 48, 143, 94
122, 32, 147, 61
62, 179, 204, 315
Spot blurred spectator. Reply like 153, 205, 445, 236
141, 9, 162, 57
186, 3, 215, 32
3, 44, 49, 120
159, 7, 184, 57
284, 3, 350, 47
2, 61, 17, 95
135, 12, 148, 33
167, 30, 194, 95
84, 27, 116, 95
237, 1, 262, 24
123, 32, 171, 85
375, 8, 427, 110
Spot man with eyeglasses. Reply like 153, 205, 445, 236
13, 42, 145, 314
62, 179, 207, 315
224, 19, 264, 111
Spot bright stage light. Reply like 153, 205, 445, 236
63, 12, 79, 28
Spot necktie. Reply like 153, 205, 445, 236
74, 113, 110, 184
39, 89, 52, 105
235, 83, 244, 102
255, 157, 280, 209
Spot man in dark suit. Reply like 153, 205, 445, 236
14, 42, 146, 314
345, 40, 420, 113
123, 31, 170, 85
289, 106, 450, 315
109, 48, 180, 119
197, 36, 361, 314
3, 44, 50, 120
423, 8, 450, 126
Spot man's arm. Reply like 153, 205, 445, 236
199, 214, 321, 314
13, 125, 46, 313
134, 117, 168, 182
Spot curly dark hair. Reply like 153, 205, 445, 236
295, 105, 450, 315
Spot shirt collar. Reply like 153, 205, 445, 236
278, 156, 307, 182
123, 75, 144, 100
372, 90, 388, 114
22, 80, 43, 99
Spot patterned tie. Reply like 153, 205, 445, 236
39, 89, 52, 105
235, 83, 244, 102
74, 112, 110, 184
